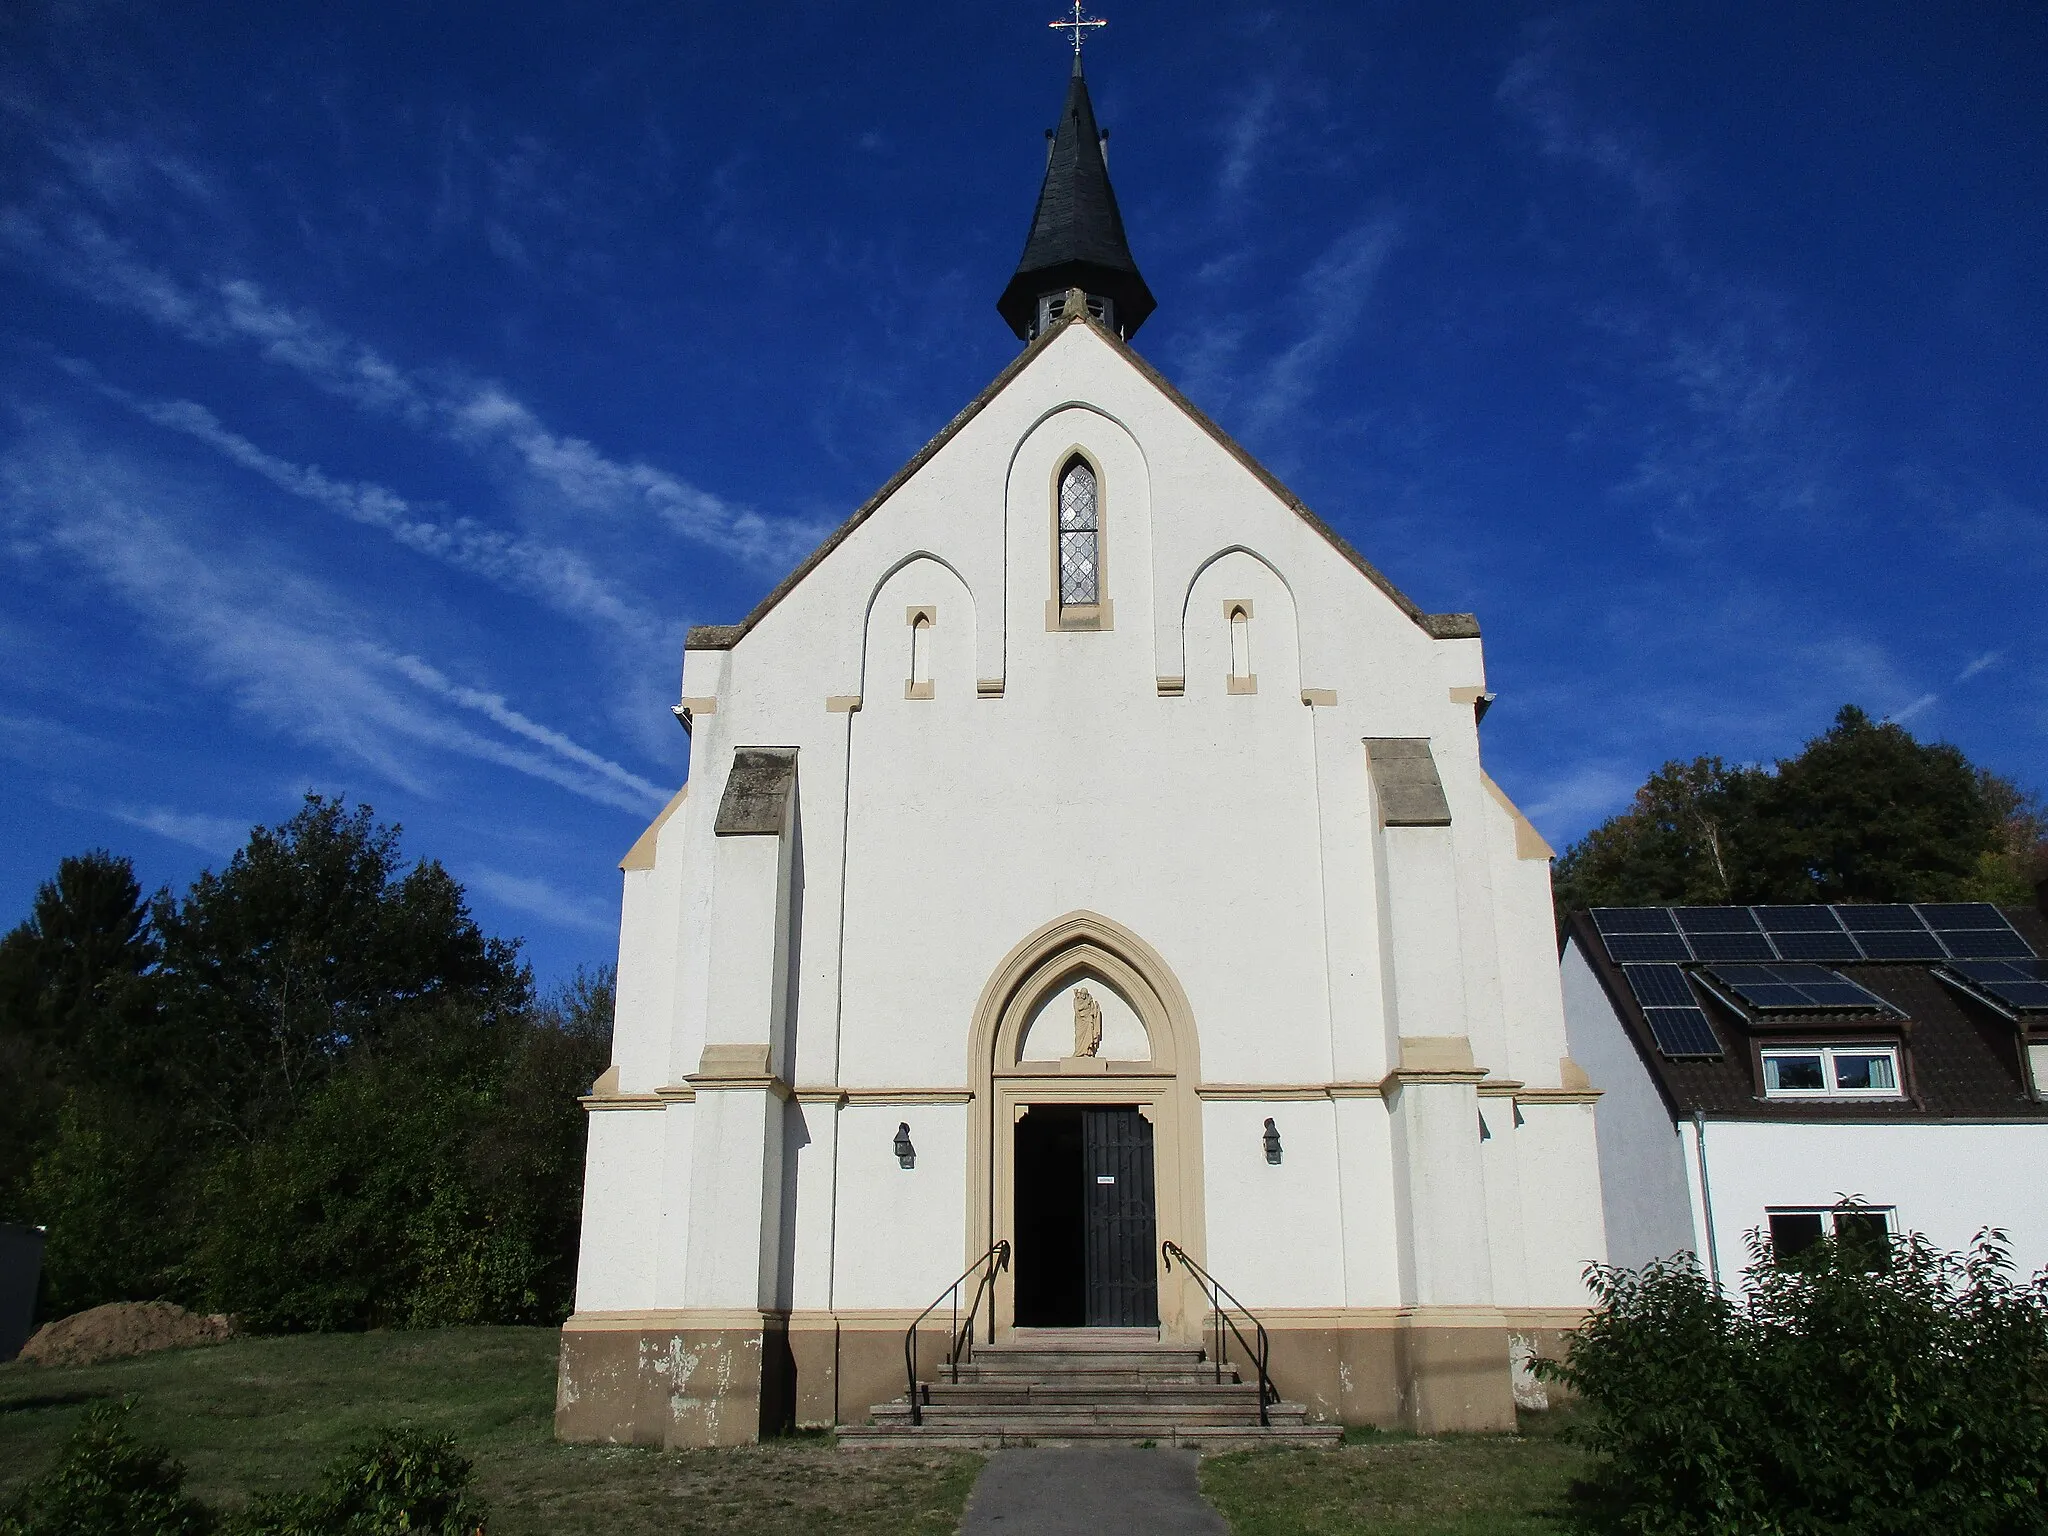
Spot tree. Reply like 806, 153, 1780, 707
1554, 706, 2027, 920
0, 852, 163, 1236
152, 796, 530, 1140
1553, 758, 1768, 915
0, 800, 606, 1332
1746, 706, 2000, 903
0, 851, 159, 1086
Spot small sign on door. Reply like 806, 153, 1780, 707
1095, 1174, 1116, 1184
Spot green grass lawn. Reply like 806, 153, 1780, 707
1, 1328, 1587, 1534
1201, 1413, 1589, 1535
0, 1328, 979, 1535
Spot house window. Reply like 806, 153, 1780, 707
1057, 457, 1099, 608
1760, 1045, 1902, 1099
1768, 1206, 1895, 1269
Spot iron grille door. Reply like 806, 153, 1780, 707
1081, 1107, 1159, 1327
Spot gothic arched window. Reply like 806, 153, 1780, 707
1057, 457, 1099, 608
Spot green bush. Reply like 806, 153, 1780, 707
1540, 1223, 2048, 1534
234, 1426, 486, 1536
0, 1400, 214, 1536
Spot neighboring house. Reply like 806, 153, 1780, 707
557, 56, 1606, 1450
1561, 898, 2048, 1285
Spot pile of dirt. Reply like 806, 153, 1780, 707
18, 1301, 239, 1369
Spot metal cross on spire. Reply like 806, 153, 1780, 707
1049, 2, 1106, 56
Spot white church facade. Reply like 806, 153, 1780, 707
558, 54, 1607, 1448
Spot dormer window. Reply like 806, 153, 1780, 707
1760, 1045, 1902, 1099
1057, 456, 1099, 607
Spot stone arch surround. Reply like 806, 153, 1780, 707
966, 910, 1209, 1339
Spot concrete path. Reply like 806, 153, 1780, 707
960, 1447, 1229, 1535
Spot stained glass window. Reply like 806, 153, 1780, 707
1058, 458, 1099, 607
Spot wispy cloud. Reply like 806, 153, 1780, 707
1521, 760, 1643, 840
1180, 214, 1404, 440
384, 653, 668, 806
1497, 35, 1835, 549
1888, 692, 1939, 725
2, 208, 823, 568
1, 435, 669, 816
465, 866, 617, 937
107, 803, 247, 857
66, 363, 667, 649
1217, 78, 1281, 201
1496, 39, 1674, 212
1957, 650, 2002, 684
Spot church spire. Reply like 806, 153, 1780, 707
996, 29, 1156, 342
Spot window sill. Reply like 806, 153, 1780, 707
1046, 599, 1114, 632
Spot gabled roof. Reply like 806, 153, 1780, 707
995, 56, 1155, 341
684, 302, 1479, 652
1565, 904, 2048, 1123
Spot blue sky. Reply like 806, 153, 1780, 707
4, 2, 2043, 987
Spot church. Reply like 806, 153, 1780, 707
556, 44, 1607, 1449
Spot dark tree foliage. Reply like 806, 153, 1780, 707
1554, 706, 2038, 921
0, 854, 167, 1266
153, 797, 530, 1141
1539, 1221, 2048, 1535
0, 796, 613, 1332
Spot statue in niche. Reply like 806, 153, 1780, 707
1072, 986, 1103, 1058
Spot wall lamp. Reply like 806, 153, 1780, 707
1263, 1118, 1282, 1165
894, 1121, 916, 1169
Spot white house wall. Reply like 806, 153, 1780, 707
1559, 940, 1698, 1270
1687, 1119, 2048, 1283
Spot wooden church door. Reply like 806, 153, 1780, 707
1080, 1107, 1159, 1327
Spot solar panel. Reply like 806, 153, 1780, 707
1768, 929, 1864, 962
1703, 961, 1890, 1014
1624, 963, 1699, 1008
1837, 905, 1925, 932
1939, 929, 2034, 960
1593, 908, 1679, 934
1605, 932, 1693, 963
1855, 930, 1946, 961
1917, 903, 2007, 930
1797, 976, 1889, 1009
1675, 907, 1762, 933
1645, 1007, 1722, 1057
1944, 959, 2048, 1013
1688, 931, 1777, 961
1755, 905, 1842, 932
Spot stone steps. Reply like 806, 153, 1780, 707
843, 1327, 1341, 1450
838, 1421, 1339, 1449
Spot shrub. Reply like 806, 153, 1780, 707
0, 1399, 214, 1536
234, 1425, 486, 1536
1539, 1222, 2048, 1534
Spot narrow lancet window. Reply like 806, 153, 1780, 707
1057, 457, 1099, 607
909, 614, 931, 695
1229, 606, 1251, 678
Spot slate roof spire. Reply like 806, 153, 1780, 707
996, 52, 1156, 342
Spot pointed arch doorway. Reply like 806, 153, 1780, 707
967, 912, 1208, 1340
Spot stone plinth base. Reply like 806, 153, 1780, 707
555, 1306, 1586, 1443
1254, 1306, 1581, 1434
555, 1310, 794, 1448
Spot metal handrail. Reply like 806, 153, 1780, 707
1161, 1240, 1274, 1426
903, 1239, 1011, 1426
